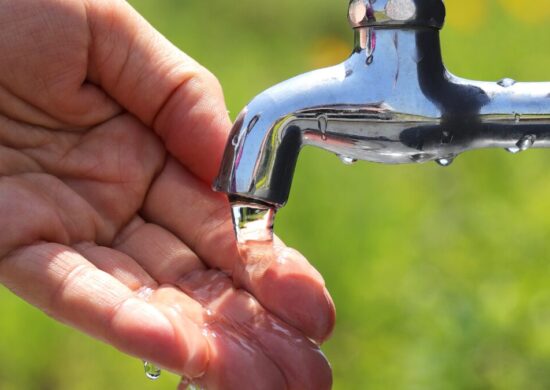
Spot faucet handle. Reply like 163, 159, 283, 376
348, 0, 446, 29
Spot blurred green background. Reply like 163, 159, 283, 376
1, 0, 550, 389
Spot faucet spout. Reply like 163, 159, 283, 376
214, 1, 550, 208
214, 59, 358, 207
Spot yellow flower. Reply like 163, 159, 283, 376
445, 0, 489, 32
309, 37, 351, 68
499, 0, 550, 23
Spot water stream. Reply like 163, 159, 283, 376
230, 200, 276, 245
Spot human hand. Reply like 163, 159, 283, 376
0, 0, 335, 388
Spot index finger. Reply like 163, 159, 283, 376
86, 0, 232, 183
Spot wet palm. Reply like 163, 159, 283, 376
0, 1, 334, 389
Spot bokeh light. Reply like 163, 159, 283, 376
446, 0, 489, 31
498, 0, 550, 24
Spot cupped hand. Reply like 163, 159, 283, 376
0, 1, 335, 389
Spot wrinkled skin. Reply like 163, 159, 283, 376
0, 1, 335, 389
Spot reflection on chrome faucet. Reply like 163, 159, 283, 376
214, 0, 550, 208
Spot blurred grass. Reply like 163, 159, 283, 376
1, 0, 550, 389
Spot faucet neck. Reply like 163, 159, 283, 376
353, 27, 445, 77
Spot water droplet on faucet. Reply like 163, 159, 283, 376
231, 134, 240, 146
366, 55, 374, 65
339, 155, 358, 165
506, 134, 536, 154
441, 130, 453, 144
144, 361, 161, 380
246, 115, 260, 134
517, 134, 536, 151
318, 115, 328, 140
497, 78, 517, 88
436, 156, 455, 167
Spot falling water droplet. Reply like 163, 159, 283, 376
517, 134, 536, 151
497, 78, 517, 88
339, 155, 358, 165
436, 156, 455, 167
366, 55, 374, 65
506, 134, 536, 154
144, 361, 161, 381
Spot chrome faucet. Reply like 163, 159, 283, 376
214, 0, 550, 208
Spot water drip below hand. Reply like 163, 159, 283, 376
143, 361, 161, 380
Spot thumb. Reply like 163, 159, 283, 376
86, 0, 232, 183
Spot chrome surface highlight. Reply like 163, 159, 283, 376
348, 0, 445, 29
214, 0, 550, 208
